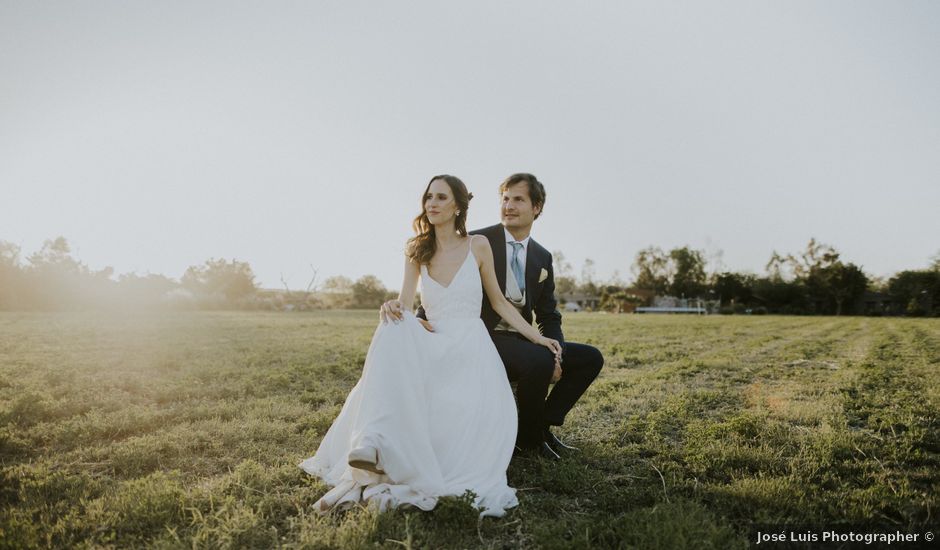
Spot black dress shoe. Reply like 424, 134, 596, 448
544, 428, 580, 454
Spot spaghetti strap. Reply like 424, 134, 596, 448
467, 235, 481, 264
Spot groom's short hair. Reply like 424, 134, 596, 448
499, 173, 546, 219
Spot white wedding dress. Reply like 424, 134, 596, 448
299, 245, 519, 517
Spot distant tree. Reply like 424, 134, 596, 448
577, 258, 598, 295
752, 277, 809, 314
905, 297, 925, 317
763, 239, 868, 315
116, 273, 179, 305
630, 245, 708, 297
598, 286, 643, 313
580, 258, 596, 285
578, 280, 599, 296
555, 276, 577, 296
320, 275, 353, 308
931, 251, 940, 272
27, 237, 85, 275
0, 241, 25, 309
552, 250, 577, 296
866, 274, 889, 293
668, 246, 707, 298
552, 250, 574, 279
280, 266, 320, 296
832, 263, 869, 315
182, 258, 257, 301
0, 241, 22, 266
711, 272, 755, 306
766, 238, 839, 281
351, 275, 388, 309
765, 251, 787, 281
632, 246, 670, 294
704, 246, 726, 282
24, 237, 114, 309
888, 270, 940, 317
806, 262, 868, 315
322, 275, 353, 293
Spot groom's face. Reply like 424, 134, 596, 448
500, 183, 541, 231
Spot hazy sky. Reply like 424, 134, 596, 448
2, 1, 938, 291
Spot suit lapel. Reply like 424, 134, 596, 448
489, 225, 507, 293
525, 239, 539, 310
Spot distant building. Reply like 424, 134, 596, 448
635, 295, 717, 314
610, 288, 655, 313
560, 292, 600, 311
560, 288, 655, 313
854, 290, 897, 316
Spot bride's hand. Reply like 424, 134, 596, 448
536, 336, 562, 360
379, 299, 403, 324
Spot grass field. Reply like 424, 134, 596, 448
1, 311, 938, 549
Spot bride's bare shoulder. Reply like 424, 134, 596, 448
470, 234, 492, 259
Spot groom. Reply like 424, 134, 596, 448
415, 173, 603, 459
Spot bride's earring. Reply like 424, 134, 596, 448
456, 210, 461, 216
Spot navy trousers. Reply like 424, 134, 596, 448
490, 331, 604, 448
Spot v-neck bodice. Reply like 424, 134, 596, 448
420, 246, 482, 322
422, 246, 472, 289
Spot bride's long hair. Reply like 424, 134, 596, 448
406, 175, 473, 265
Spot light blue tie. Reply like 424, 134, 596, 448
510, 242, 526, 293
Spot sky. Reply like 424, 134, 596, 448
2, 1, 938, 291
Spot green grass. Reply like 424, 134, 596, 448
1, 312, 937, 548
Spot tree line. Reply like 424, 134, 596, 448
1, 236, 937, 316
553, 239, 940, 317
0, 237, 394, 311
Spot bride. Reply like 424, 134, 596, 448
299, 175, 562, 517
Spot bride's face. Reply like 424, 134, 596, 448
424, 179, 457, 225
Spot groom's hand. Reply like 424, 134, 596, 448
418, 319, 435, 332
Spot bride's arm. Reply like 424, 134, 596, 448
379, 252, 420, 324
397, 253, 420, 314
472, 236, 562, 356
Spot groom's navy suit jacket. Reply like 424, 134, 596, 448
417, 224, 565, 347
472, 224, 565, 347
